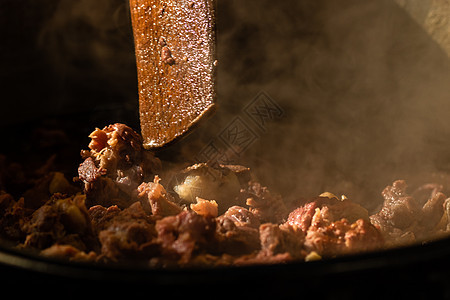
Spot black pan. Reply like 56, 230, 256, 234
1, 229, 450, 298
1, 1, 450, 298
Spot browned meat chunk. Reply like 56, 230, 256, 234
18, 171, 80, 210
304, 218, 383, 257
241, 181, 288, 224
22, 193, 98, 252
370, 180, 447, 246
8, 122, 450, 268
0, 192, 29, 241
137, 176, 182, 217
286, 194, 382, 257
88, 204, 121, 234
215, 206, 261, 256
78, 157, 106, 184
258, 223, 305, 260
97, 202, 158, 262
78, 123, 161, 208
287, 195, 369, 232
155, 210, 216, 265
41, 244, 97, 262
190, 198, 218, 217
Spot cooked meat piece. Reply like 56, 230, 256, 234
234, 251, 294, 266
6, 122, 450, 267
371, 180, 420, 230
41, 244, 97, 262
304, 218, 383, 257
241, 181, 288, 224
413, 184, 447, 231
137, 176, 182, 217
22, 193, 98, 252
287, 195, 369, 232
190, 197, 218, 217
78, 157, 106, 184
215, 206, 260, 256
97, 202, 158, 262
435, 198, 450, 234
258, 223, 305, 260
78, 123, 161, 208
233, 223, 303, 266
219, 164, 252, 186
286, 194, 382, 257
0, 192, 29, 241
79, 175, 128, 209
370, 180, 448, 245
155, 210, 216, 265
22, 171, 80, 209
412, 183, 443, 206
221, 205, 261, 228
88, 204, 121, 234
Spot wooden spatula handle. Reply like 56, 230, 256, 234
129, 0, 217, 149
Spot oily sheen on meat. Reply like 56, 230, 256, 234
1, 123, 450, 267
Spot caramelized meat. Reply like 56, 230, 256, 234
190, 198, 218, 217
78, 123, 161, 208
215, 206, 261, 256
241, 181, 289, 224
258, 223, 305, 260
0, 192, 29, 241
287, 195, 369, 232
97, 202, 158, 262
304, 218, 383, 257
41, 244, 97, 262
4, 123, 450, 268
22, 194, 98, 252
137, 176, 182, 217
287, 195, 383, 257
155, 210, 216, 265
370, 180, 447, 246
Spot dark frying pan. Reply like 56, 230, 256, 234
1, 0, 450, 298
1, 229, 450, 298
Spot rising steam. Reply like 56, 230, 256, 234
174, 0, 450, 212
27, 0, 450, 213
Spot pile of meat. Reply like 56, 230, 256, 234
1, 123, 450, 267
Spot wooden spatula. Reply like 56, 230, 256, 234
129, 0, 217, 149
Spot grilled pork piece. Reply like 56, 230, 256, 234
78, 123, 161, 208
241, 181, 289, 224
95, 202, 159, 262
22, 193, 98, 252
138, 176, 182, 217
155, 210, 216, 265
287, 194, 383, 257
370, 180, 447, 246
215, 206, 261, 256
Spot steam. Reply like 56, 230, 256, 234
173, 0, 450, 212
29, 0, 450, 212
